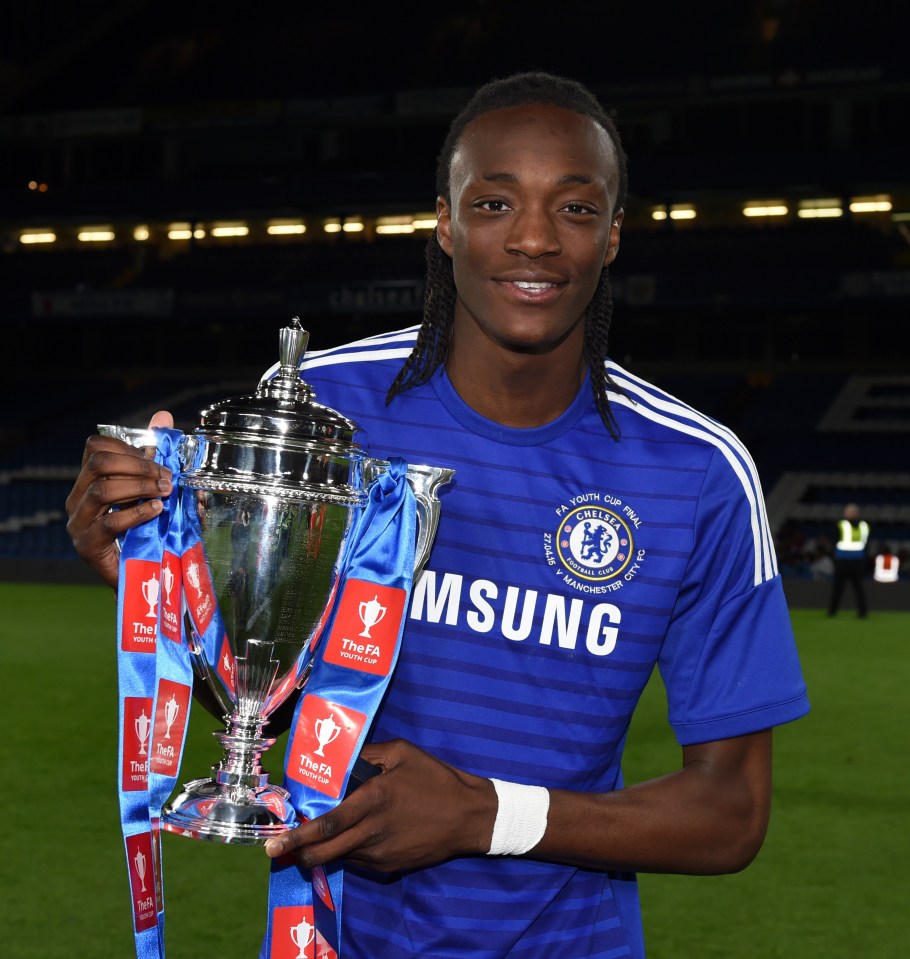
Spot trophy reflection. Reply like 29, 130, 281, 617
101, 320, 452, 845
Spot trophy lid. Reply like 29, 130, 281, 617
196, 318, 361, 448
183, 319, 372, 503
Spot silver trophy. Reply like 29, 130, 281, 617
102, 320, 452, 844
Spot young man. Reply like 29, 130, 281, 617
66, 72, 809, 958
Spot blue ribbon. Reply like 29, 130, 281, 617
116, 428, 189, 959
263, 460, 416, 959
115, 432, 417, 959
115, 429, 231, 958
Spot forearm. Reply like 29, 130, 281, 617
264, 732, 772, 878
531, 731, 772, 876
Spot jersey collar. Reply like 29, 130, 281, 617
431, 367, 593, 447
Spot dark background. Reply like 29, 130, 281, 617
1, 0, 908, 582
3, 1, 908, 365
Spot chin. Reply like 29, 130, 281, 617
496, 323, 581, 355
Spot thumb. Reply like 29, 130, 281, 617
148, 410, 175, 429
142, 410, 176, 459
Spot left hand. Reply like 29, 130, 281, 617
264, 739, 496, 873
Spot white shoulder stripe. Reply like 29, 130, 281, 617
608, 372, 777, 586
606, 361, 777, 581
305, 326, 421, 358
259, 327, 419, 382
303, 346, 415, 370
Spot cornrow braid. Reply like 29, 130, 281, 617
385, 238, 455, 399
582, 269, 622, 440
385, 70, 628, 439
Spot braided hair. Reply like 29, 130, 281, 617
385, 71, 629, 438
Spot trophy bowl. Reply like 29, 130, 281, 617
102, 320, 452, 844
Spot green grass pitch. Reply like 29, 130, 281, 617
2, 581, 907, 957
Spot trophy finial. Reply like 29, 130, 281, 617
259, 318, 314, 402
279, 318, 310, 371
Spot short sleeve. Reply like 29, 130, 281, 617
659, 447, 810, 746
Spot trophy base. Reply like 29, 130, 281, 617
163, 778, 299, 845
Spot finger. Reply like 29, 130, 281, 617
359, 740, 405, 771
141, 410, 176, 458
80, 432, 141, 468
264, 817, 324, 859
264, 797, 372, 864
85, 446, 173, 484
68, 495, 165, 558
80, 436, 166, 476
66, 453, 172, 526
148, 410, 175, 429
99, 496, 166, 535
84, 472, 174, 512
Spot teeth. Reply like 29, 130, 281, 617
513, 281, 554, 290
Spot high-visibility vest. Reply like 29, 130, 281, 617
874, 554, 900, 584
836, 519, 869, 554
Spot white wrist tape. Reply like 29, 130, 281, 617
487, 779, 550, 856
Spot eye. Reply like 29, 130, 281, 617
561, 203, 597, 216
475, 199, 512, 213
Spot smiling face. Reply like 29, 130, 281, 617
436, 102, 623, 360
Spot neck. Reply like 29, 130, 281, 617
445, 328, 587, 429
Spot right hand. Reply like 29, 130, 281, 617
65, 411, 175, 588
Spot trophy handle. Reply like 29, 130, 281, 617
403, 464, 455, 577
98, 424, 160, 448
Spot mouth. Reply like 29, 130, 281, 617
496, 277, 565, 303
510, 280, 559, 292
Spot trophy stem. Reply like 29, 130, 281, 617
213, 713, 275, 790
162, 713, 298, 844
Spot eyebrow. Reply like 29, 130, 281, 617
481, 172, 597, 186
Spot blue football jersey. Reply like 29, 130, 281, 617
281, 326, 809, 959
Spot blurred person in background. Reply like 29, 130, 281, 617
873, 543, 900, 584
828, 503, 870, 617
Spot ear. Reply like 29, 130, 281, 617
436, 195, 454, 259
603, 208, 624, 268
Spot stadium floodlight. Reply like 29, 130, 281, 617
323, 219, 342, 233
743, 202, 789, 217
376, 216, 415, 235
342, 219, 364, 233
669, 205, 696, 220
211, 223, 249, 237
267, 221, 307, 235
797, 199, 843, 219
168, 223, 205, 240
133, 226, 150, 241
77, 228, 116, 242
19, 230, 56, 244
651, 206, 668, 221
411, 215, 438, 230
850, 195, 892, 213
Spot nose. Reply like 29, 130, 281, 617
504, 206, 561, 258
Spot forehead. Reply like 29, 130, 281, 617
450, 102, 618, 193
